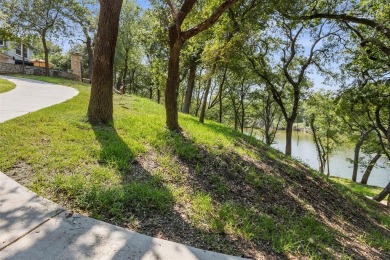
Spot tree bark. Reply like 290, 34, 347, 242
87, 0, 123, 124
218, 79, 223, 123
285, 120, 294, 156
182, 60, 197, 114
122, 48, 130, 93
83, 27, 94, 79
149, 86, 153, 99
352, 129, 373, 182
199, 64, 217, 124
240, 83, 245, 133
373, 181, 390, 202
361, 152, 381, 185
165, 27, 183, 131
41, 31, 49, 77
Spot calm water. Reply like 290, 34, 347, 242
269, 131, 390, 188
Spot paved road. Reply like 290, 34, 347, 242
0, 75, 78, 122
0, 76, 247, 260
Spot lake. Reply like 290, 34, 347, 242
269, 130, 390, 188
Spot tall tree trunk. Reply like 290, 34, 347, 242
199, 64, 217, 124
326, 126, 330, 178
149, 87, 153, 99
310, 115, 325, 173
285, 120, 294, 156
182, 60, 197, 114
240, 84, 245, 133
83, 27, 94, 79
41, 31, 49, 77
87, 0, 123, 124
219, 83, 223, 123
361, 152, 381, 185
21, 43, 25, 74
373, 181, 390, 203
352, 129, 373, 182
165, 37, 183, 131
164, 23, 184, 131
157, 88, 161, 104
122, 48, 130, 93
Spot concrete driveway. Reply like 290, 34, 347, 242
0, 75, 79, 123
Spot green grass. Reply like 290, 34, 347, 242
1, 75, 389, 259
330, 177, 387, 199
0, 78, 16, 93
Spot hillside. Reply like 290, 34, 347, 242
0, 76, 389, 259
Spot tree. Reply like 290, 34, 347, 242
251, 86, 282, 145
336, 87, 376, 182
115, 0, 142, 93
246, 17, 336, 155
181, 41, 203, 114
163, 0, 240, 131
306, 91, 341, 176
87, 0, 123, 124
67, 0, 98, 79
3, 0, 75, 76
298, 0, 390, 59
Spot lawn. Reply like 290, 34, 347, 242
0, 78, 16, 93
331, 177, 388, 199
0, 75, 389, 259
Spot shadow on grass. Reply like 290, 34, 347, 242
90, 125, 250, 258
162, 129, 390, 259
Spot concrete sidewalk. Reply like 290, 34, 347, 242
0, 173, 244, 260
0, 77, 247, 259
0, 75, 78, 122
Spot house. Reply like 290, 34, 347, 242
0, 39, 34, 65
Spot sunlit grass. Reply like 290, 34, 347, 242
0, 78, 16, 93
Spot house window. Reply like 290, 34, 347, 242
0, 40, 4, 46
15, 44, 21, 56
15, 44, 28, 58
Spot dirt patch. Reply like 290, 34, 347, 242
5, 161, 36, 187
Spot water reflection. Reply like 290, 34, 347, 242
269, 130, 390, 188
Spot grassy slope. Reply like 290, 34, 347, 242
0, 75, 389, 259
0, 78, 16, 93
331, 177, 388, 199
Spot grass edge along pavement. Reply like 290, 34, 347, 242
0, 78, 16, 94
0, 75, 389, 259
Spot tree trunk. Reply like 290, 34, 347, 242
240, 84, 245, 133
157, 88, 161, 104
310, 115, 325, 173
219, 82, 223, 123
122, 48, 130, 93
87, 0, 123, 124
149, 86, 153, 99
361, 152, 381, 185
41, 32, 49, 77
165, 29, 183, 131
83, 27, 94, 79
373, 181, 390, 202
352, 130, 373, 182
285, 120, 294, 156
326, 126, 330, 178
21, 44, 25, 74
182, 60, 197, 114
199, 64, 217, 124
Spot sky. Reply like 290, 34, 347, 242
136, 0, 150, 9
